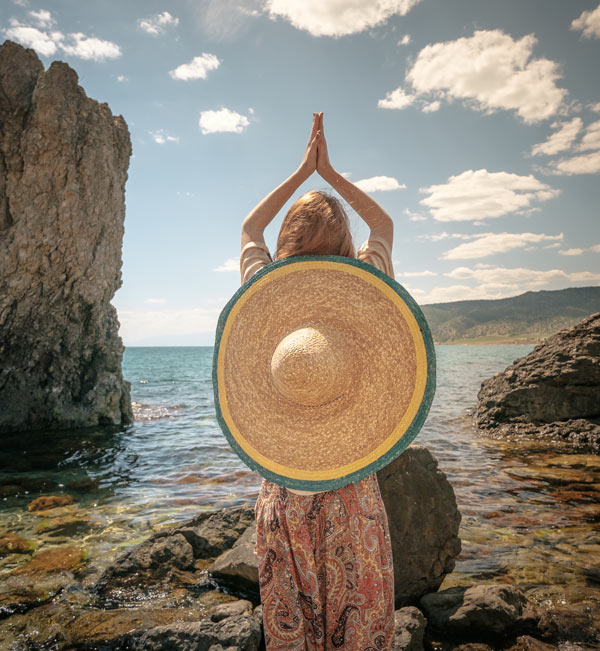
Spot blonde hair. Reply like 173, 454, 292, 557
276, 191, 355, 260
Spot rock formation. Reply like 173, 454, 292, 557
0, 40, 133, 433
376, 446, 462, 608
476, 313, 600, 452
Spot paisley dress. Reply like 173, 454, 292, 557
241, 235, 396, 649
254, 474, 395, 650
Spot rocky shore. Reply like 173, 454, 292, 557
476, 313, 600, 453
1, 446, 597, 650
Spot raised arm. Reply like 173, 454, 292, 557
241, 113, 321, 250
315, 113, 394, 246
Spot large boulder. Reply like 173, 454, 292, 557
476, 313, 600, 452
376, 445, 462, 608
92, 505, 256, 604
0, 40, 133, 433
420, 584, 541, 641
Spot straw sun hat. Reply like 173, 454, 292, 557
213, 255, 436, 492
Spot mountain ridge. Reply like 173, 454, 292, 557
419, 285, 600, 344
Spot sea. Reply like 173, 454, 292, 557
1, 344, 598, 625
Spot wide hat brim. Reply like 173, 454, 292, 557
213, 255, 436, 492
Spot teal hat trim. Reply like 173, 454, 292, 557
213, 254, 436, 492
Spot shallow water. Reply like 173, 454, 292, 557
0, 345, 598, 623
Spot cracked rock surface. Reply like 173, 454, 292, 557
0, 40, 133, 433
475, 313, 600, 452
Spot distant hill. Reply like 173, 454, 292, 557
420, 286, 600, 344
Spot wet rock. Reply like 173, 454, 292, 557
0, 571, 71, 618
207, 599, 253, 622
11, 544, 86, 575
66, 605, 204, 649
94, 532, 195, 601
93, 505, 254, 602
0, 39, 133, 434
0, 476, 57, 496
419, 584, 541, 641
376, 445, 462, 607
65, 476, 101, 492
476, 313, 600, 452
0, 545, 87, 616
132, 612, 262, 651
209, 521, 258, 590
536, 604, 599, 646
0, 532, 35, 557
28, 494, 74, 511
393, 606, 427, 650
30, 504, 78, 518
505, 635, 557, 650
35, 512, 96, 537
176, 504, 255, 557
0, 601, 79, 647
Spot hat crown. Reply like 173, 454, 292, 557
270, 325, 351, 407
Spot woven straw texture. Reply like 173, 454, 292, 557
213, 256, 436, 491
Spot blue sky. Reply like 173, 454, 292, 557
3, 0, 600, 345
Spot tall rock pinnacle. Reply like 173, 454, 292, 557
0, 40, 134, 433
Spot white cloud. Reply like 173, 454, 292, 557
169, 53, 221, 81
148, 129, 179, 145
138, 11, 179, 35
577, 120, 600, 152
419, 169, 560, 222
531, 118, 583, 156
59, 33, 121, 61
533, 118, 600, 175
214, 258, 240, 272
443, 232, 564, 260
199, 108, 250, 134
378, 86, 415, 110
422, 100, 441, 113
559, 245, 600, 255
444, 264, 598, 286
5, 18, 122, 60
354, 175, 406, 192
266, 0, 422, 37
549, 150, 600, 175
589, 102, 600, 113
29, 9, 54, 28
417, 231, 473, 241
403, 208, 427, 222
4, 21, 60, 56
116, 75, 128, 82
570, 271, 600, 282
398, 34, 411, 46
418, 284, 484, 304
145, 298, 167, 304
402, 258, 600, 304
396, 269, 437, 277
381, 30, 568, 123
571, 4, 600, 39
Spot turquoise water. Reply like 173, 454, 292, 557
1, 344, 537, 522
2, 344, 599, 624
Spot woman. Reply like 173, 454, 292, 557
241, 113, 395, 650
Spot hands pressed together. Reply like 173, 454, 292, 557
241, 110, 394, 250
300, 112, 334, 180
